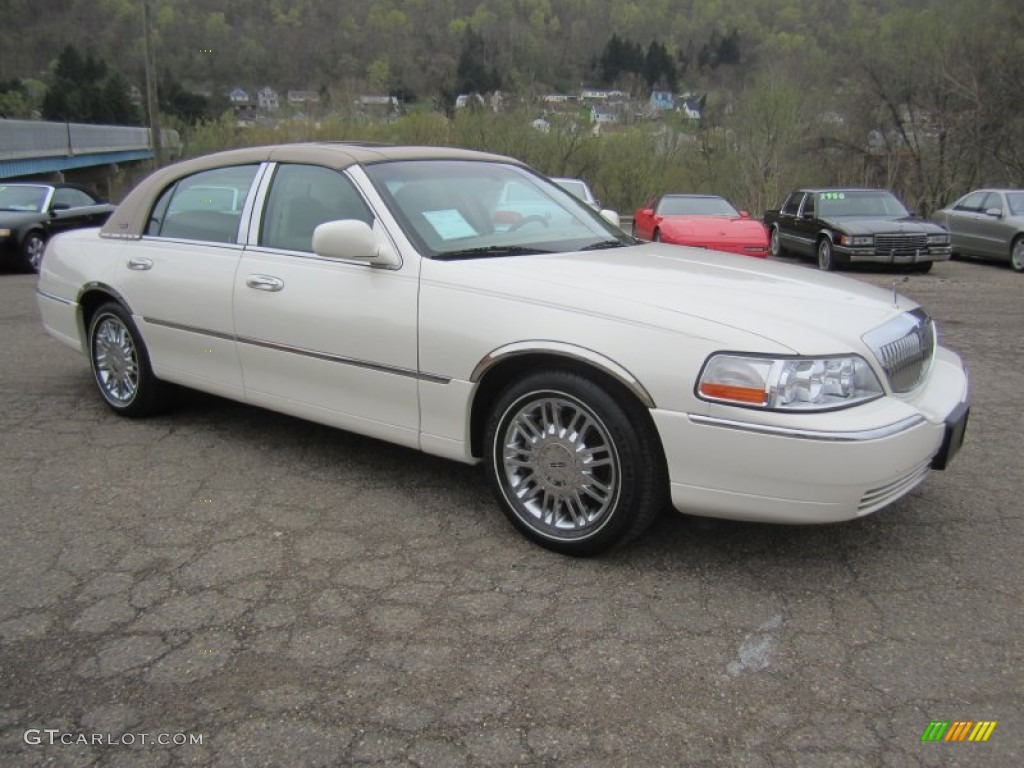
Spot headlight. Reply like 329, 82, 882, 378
697, 354, 884, 411
927, 233, 949, 245
838, 234, 873, 247
0, 228, 11, 238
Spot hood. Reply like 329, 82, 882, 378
0, 210, 45, 227
431, 243, 913, 355
821, 215, 947, 236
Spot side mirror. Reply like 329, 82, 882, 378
739, 210, 750, 218
984, 207, 1002, 218
600, 209, 620, 228
312, 219, 400, 267
49, 203, 71, 217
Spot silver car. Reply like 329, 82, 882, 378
933, 189, 1024, 272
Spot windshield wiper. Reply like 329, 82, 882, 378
435, 245, 551, 260
580, 239, 628, 251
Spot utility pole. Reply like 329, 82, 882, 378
142, 0, 163, 166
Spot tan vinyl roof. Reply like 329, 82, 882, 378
101, 143, 519, 239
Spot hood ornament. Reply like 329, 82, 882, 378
892, 277, 908, 309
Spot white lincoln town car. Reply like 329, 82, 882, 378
37, 144, 970, 555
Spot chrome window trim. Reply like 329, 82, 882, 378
687, 413, 926, 442
142, 317, 449, 384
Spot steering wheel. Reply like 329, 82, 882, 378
508, 214, 550, 232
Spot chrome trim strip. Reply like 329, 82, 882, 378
36, 288, 75, 306
142, 317, 449, 384
471, 340, 655, 408
687, 413, 926, 442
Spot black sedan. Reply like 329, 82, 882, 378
0, 182, 115, 273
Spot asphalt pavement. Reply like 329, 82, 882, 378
0, 256, 1020, 767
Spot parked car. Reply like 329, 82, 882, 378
632, 194, 768, 257
765, 188, 951, 271
551, 177, 620, 228
931, 189, 1024, 272
37, 144, 970, 555
0, 182, 115, 272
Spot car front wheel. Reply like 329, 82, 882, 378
88, 303, 174, 416
21, 231, 46, 273
1011, 235, 1024, 273
818, 237, 840, 271
484, 370, 665, 555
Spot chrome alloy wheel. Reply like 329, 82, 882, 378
1011, 237, 1024, 272
23, 232, 45, 272
499, 395, 620, 537
92, 315, 140, 406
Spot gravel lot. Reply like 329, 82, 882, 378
0, 256, 1020, 767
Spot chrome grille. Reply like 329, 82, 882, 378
875, 233, 927, 258
862, 309, 936, 393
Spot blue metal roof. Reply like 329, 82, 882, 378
0, 150, 154, 180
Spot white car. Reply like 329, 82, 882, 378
37, 144, 970, 555
551, 176, 620, 227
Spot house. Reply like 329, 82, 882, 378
680, 98, 703, 120
649, 90, 675, 111
455, 93, 485, 109
287, 90, 320, 105
355, 95, 401, 120
590, 106, 618, 125
227, 87, 250, 106
256, 86, 279, 111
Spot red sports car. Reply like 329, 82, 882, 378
632, 194, 769, 257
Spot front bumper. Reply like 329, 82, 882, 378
836, 243, 952, 265
653, 346, 969, 524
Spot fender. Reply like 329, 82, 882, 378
470, 340, 656, 408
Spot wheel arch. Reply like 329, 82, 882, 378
76, 283, 135, 345
467, 344, 657, 460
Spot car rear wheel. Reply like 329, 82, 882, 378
484, 370, 665, 556
1011, 236, 1024, 273
769, 227, 787, 258
21, 231, 46, 273
88, 303, 174, 417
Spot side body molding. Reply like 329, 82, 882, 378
470, 340, 656, 408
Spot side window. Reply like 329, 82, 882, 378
146, 165, 259, 243
52, 188, 96, 209
980, 192, 1002, 214
954, 191, 986, 212
781, 193, 802, 216
802, 194, 816, 218
260, 164, 373, 253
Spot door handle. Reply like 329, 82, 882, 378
246, 274, 284, 292
127, 257, 153, 271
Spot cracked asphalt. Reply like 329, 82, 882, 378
0, 257, 1020, 767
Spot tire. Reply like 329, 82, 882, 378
21, 230, 46, 273
483, 369, 666, 556
88, 302, 174, 417
817, 236, 842, 271
1011, 235, 1024, 273
769, 227, 786, 258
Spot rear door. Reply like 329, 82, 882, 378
114, 163, 262, 400
775, 192, 811, 256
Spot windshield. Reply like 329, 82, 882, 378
1006, 192, 1024, 217
365, 160, 631, 259
0, 184, 49, 212
817, 190, 909, 218
656, 196, 738, 217
554, 179, 588, 200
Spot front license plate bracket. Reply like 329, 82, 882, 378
931, 402, 969, 470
